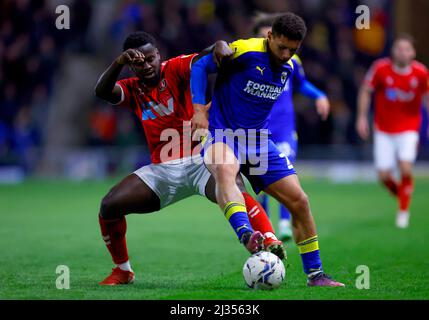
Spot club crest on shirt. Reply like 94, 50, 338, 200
159, 78, 167, 92
410, 77, 418, 89
281, 72, 288, 84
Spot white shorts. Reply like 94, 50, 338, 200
133, 156, 212, 208
374, 130, 419, 171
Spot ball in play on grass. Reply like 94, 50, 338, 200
243, 251, 285, 290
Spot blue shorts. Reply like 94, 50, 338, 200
270, 129, 298, 163
201, 129, 296, 194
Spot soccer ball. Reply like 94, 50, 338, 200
243, 251, 285, 290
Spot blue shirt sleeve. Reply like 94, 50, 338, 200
298, 80, 326, 100
190, 54, 218, 105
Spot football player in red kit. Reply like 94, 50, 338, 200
357, 34, 429, 228
94, 31, 284, 285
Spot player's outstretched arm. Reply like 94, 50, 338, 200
298, 80, 330, 120
356, 84, 372, 140
292, 58, 330, 120
190, 41, 231, 137
94, 49, 145, 104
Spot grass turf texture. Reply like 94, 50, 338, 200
1, 177, 428, 300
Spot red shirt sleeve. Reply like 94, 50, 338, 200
166, 53, 197, 82
114, 78, 137, 109
363, 60, 381, 90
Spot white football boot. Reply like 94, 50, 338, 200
396, 210, 410, 229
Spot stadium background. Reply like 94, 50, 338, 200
1, 0, 429, 180
1, 0, 429, 300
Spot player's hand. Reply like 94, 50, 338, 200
213, 40, 233, 66
116, 49, 145, 66
191, 104, 209, 141
315, 96, 330, 121
356, 116, 370, 140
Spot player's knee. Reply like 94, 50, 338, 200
399, 164, 413, 179
100, 191, 122, 219
210, 163, 238, 183
216, 164, 239, 183
378, 171, 392, 183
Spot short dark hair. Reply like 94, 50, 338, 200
123, 31, 156, 51
394, 33, 415, 47
271, 12, 307, 41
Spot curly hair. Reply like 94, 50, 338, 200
271, 12, 307, 41
123, 31, 156, 51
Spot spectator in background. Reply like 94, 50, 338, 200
0, 0, 406, 175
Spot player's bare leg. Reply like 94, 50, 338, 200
264, 175, 316, 243
235, 176, 286, 259
396, 161, 414, 228
378, 170, 399, 197
98, 174, 160, 285
205, 172, 285, 259
264, 174, 344, 287
204, 142, 244, 208
204, 142, 264, 253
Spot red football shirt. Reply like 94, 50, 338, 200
115, 54, 198, 163
364, 58, 429, 133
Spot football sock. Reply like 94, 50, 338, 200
242, 192, 277, 239
382, 176, 399, 196
99, 215, 129, 264
279, 204, 291, 220
224, 201, 254, 241
297, 235, 323, 275
398, 175, 413, 211
258, 193, 270, 216
117, 261, 132, 272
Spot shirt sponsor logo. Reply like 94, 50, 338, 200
243, 80, 284, 100
256, 66, 266, 75
385, 88, 415, 102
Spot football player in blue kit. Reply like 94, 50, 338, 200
190, 13, 343, 287
253, 14, 330, 241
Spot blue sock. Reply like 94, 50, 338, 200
224, 202, 253, 241
279, 204, 291, 220
297, 235, 323, 275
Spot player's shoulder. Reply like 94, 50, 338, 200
229, 38, 267, 59
162, 53, 197, 73
372, 57, 392, 70
411, 60, 428, 75
163, 54, 197, 66
291, 54, 302, 65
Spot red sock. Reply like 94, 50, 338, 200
99, 215, 129, 264
242, 192, 277, 239
382, 176, 399, 196
398, 176, 413, 211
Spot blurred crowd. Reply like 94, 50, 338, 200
1, 0, 426, 174
0, 0, 92, 171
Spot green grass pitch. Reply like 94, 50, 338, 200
1, 177, 428, 299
